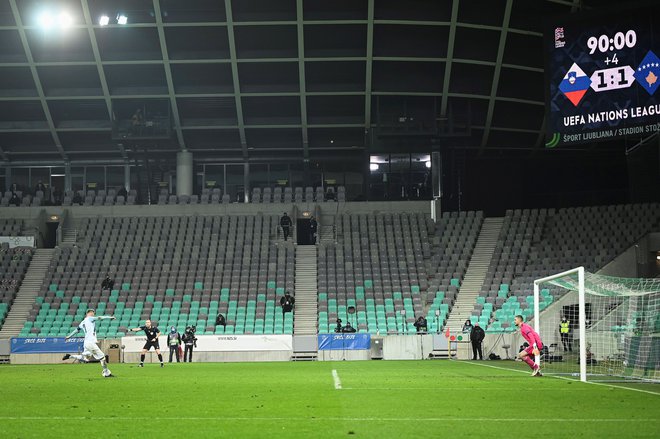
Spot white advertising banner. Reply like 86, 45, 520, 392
121, 334, 293, 353
0, 236, 35, 248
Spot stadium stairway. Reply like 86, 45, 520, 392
0, 249, 55, 339
445, 217, 503, 334
293, 246, 318, 337
319, 224, 335, 244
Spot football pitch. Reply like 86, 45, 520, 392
0, 360, 658, 438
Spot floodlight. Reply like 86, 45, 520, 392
37, 12, 54, 29
369, 163, 379, 171
425, 161, 431, 169
117, 14, 127, 25
99, 15, 110, 26
58, 12, 73, 28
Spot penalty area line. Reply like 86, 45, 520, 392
461, 360, 660, 396
331, 369, 342, 389
0, 416, 656, 423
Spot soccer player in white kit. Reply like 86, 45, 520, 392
63, 309, 115, 377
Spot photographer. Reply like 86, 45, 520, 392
341, 322, 356, 333
280, 291, 295, 317
414, 315, 428, 333
181, 325, 198, 363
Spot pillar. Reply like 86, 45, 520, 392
176, 150, 193, 196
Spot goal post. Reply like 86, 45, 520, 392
534, 267, 660, 383
534, 267, 587, 382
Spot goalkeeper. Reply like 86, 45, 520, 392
514, 315, 543, 377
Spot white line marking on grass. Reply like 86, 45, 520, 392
331, 369, 342, 389
461, 360, 660, 396
0, 416, 656, 423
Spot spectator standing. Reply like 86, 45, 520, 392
309, 216, 318, 244
117, 186, 128, 199
470, 322, 485, 360
280, 212, 292, 241
181, 325, 197, 362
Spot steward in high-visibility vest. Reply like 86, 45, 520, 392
559, 318, 572, 352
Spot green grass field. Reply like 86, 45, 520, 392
0, 360, 658, 438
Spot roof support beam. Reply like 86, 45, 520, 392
296, 0, 309, 160
479, 0, 513, 151
80, 0, 126, 160
224, 0, 248, 160
153, 0, 185, 150
364, 0, 374, 133
440, 0, 460, 117
9, 0, 67, 161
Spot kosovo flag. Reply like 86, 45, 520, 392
559, 63, 591, 106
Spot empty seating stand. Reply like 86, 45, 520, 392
18, 214, 296, 339
0, 245, 34, 331
317, 212, 481, 334
251, 186, 345, 203
482, 203, 660, 332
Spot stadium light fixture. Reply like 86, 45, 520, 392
58, 12, 73, 28
425, 161, 431, 169
99, 15, 110, 26
117, 14, 128, 25
37, 11, 55, 29
369, 163, 379, 171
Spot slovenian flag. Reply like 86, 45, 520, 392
559, 63, 591, 106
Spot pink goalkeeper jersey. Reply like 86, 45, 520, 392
520, 322, 543, 349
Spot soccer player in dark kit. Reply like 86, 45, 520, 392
128, 319, 164, 367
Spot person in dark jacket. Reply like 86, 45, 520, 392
309, 216, 318, 244
342, 322, 356, 333
101, 276, 114, 291
414, 316, 428, 333
470, 323, 486, 360
9, 192, 21, 206
215, 313, 226, 327
117, 186, 128, 199
280, 212, 292, 241
167, 326, 182, 363
279, 291, 295, 316
181, 325, 197, 362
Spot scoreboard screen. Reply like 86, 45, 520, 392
544, 5, 660, 147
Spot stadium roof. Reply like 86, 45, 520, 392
0, 0, 622, 164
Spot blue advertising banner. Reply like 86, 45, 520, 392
11, 337, 84, 354
318, 333, 371, 350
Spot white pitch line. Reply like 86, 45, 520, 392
0, 416, 656, 422
331, 369, 342, 390
461, 360, 660, 396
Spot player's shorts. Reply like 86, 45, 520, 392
143, 341, 160, 351
82, 342, 105, 361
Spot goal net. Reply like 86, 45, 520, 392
533, 267, 660, 383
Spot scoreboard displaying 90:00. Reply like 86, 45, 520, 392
544, 5, 660, 147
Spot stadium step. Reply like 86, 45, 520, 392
319, 225, 335, 244
293, 245, 318, 336
0, 248, 56, 339
445, 217, 504, 334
